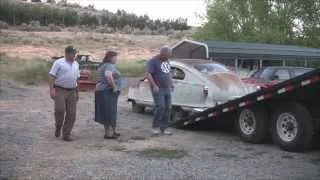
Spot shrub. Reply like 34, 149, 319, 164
157, 26, 166, 35
0, 21, 8, 29
14, 60, 53, 85
48, 23, 62, 32
166, 29, 175, 35
95, 25, 115, 34
66, 26, 80, 33
169, 31, 186, 39
122, 25, 132, 34
141, 27, 151, 35
117, 60, 146, 77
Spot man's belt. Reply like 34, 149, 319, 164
54, 85, 76, 91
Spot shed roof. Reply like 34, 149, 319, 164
205, 40, 320, 60
171, 39, 320, 61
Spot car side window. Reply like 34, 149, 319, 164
170, 67, 185, 80
293, 69, 311, 77
274, 69, 290, 80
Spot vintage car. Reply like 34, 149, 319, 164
127, 59, 258, 122
242, 66, 314, 89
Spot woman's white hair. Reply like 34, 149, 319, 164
160, 45, 172, 55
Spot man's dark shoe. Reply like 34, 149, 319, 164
55, 127, 61, 138
113, 132, 120, 137
62, 137, 74, 142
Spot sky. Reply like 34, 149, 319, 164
67, 0, 206, 26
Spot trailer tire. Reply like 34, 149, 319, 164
236, 107, 268, 144
132, 101, 145, 113
270, 103, 313, 152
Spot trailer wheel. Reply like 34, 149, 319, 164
237, 107, 268, 144
270, 103, 313, 152
131, 101, 145, 113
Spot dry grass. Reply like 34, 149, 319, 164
0, 29, 177, 82
0, 30, 176, 61
0, 53, 52, 85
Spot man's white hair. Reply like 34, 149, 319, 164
160, 45, 172, 54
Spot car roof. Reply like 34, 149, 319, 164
263, 66, 314, 70
171, 59, 225, 67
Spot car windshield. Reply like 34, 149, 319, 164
194, 63, 229, 74
251, 68, 274, 80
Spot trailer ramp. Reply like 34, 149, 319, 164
172, 68, 320, 128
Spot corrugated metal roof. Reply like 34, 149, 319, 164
203, 40, 320, 60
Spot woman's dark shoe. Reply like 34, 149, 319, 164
62, 137, 74, 142
104, 134, 118, 139
113, 132, 120, 137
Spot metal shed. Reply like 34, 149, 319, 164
171, 39, 320, 70
172, 39, 209, 59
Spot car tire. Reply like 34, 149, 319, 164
270, 102, 313, 152
170, 107, 187, 126
236, 107, 269, 144
132, 101, 145, 113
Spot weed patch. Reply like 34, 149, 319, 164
138, 148, 187, 159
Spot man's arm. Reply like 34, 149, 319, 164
169, 73, 174, 91
49, 75, 56, 99
146, 72, 157, 88
145, 60, 159, 92
49, 61, 59, 99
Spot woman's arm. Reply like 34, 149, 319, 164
105, 71, 117, 90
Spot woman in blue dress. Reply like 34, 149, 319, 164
95, 51, 123, 139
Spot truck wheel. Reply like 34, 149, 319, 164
270, 103, 313, 152
236, 107, 268, 143
132, 101, 145, 113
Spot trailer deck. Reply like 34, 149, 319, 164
172, 68, 320, 152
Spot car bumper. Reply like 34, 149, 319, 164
181, 107, 208, 113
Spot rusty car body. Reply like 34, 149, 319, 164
127, 59, 258, 122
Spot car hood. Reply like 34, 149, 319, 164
205, 73, 254, 100
242, 77, 279, 88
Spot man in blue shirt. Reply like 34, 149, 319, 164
146, 46, 174, 135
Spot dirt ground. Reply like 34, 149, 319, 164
1, 80, 320, 180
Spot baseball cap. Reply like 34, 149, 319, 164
65, 46, 77, 54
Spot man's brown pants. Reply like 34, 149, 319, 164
54, 88, 77, 138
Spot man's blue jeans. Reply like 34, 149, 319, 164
152, 88, 171, 131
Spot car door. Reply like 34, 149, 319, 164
273, 69, 291, 81
170, 66, 205, 107
128, 78, 154, 106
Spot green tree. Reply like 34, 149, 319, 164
194, 0, 320, 48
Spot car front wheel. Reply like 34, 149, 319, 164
131, 101, 145, 113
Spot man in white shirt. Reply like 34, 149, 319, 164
49, 46, 80, 141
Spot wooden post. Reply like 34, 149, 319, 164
304, 58, 308, 67
235, 58, 238, 72
282, 60, 286, 66
259, 59, 263, 69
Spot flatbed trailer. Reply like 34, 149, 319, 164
172, 68, 320, 152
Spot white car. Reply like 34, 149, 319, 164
128, 59, 257, 122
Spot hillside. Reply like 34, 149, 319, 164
0, 30, 175, 61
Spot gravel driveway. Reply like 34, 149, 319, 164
1, 81, 320, 180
